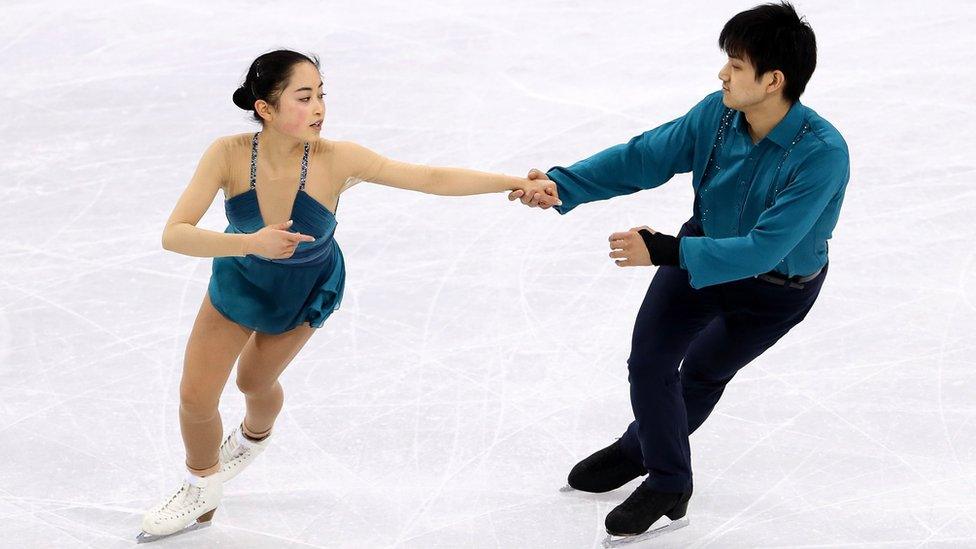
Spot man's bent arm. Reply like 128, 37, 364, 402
680, 147, 850, 288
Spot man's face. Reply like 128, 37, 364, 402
718, 55, 774, 110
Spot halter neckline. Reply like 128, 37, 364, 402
249, 132, 310, 191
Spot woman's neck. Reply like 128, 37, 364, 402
258, 126, 305, 166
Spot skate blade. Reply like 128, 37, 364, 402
136, 519, 212, 544
558, 485, 576, 493
602, 517, 689, 547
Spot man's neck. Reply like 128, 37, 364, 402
743, 96, 792, 144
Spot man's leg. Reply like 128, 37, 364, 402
618, 263, 719, 493
681, 265, 829, 434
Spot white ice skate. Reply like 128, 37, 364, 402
136, 474, 222, 543
602, 517, 690, 547
216, 423, 271, 482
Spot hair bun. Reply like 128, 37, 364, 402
232, 86, 256, 111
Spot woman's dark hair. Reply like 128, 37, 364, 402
233, 50, 321, 123
718, 2, 816, 103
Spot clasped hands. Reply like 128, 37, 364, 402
508, 169, 657, 267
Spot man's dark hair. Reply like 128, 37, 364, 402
719, 2, 817, 103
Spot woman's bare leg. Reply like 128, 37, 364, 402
234, 322, 315, 438
179, 293, 253, 475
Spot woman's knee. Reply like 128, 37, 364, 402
179, 382, 220, 422
235, 370, 278, 396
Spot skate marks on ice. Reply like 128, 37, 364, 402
602, 516, 690, 547
0, 311, 10, 367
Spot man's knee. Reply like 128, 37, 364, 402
627, 355, 683, 387
679, 356, 737, 391
681, 368, 731, 389
627, 330, 691, 382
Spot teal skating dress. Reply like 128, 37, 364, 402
208, 133, 345, 334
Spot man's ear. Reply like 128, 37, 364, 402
766, 70, 787, 96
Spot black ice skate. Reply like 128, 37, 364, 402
602, 481, 691, 547
562, 439, 647, 493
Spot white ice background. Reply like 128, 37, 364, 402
1, 0, 975, 547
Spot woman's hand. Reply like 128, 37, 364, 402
244, 220, 315, 259
508, 169, 561, 208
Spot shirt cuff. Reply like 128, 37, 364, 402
638, 229, 681, 267
545, 168, 573, 215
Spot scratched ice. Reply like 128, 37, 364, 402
1, 1, 975, 547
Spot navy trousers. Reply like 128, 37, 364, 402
618, 217, 828, 493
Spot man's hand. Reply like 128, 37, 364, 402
507, 169, 561, 208
609, 225, 655, 267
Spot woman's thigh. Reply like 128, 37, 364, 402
235, 322, 316, 392
180, 293, 254, 405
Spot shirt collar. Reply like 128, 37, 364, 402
766, 100, 806, 149
731, 100, 807, 149
731, 110, 750, 136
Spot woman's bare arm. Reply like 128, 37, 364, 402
334, 141, 556, 202
161, 138, 251, 258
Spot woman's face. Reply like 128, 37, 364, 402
264, 62, 325, 140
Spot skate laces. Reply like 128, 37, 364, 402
219, 432, 240, 461
152, 482, 205, 522
155, 483, 186, 513
220, 425, 269, 468
220, 432, 251, 464
152, 480, 203, 523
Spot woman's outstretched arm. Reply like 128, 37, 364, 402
335, 141, 559, 205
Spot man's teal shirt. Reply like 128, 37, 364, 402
547, 91, 850, 289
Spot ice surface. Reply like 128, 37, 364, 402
2, 0, 975, 547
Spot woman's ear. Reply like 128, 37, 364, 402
255, 99, 273, 123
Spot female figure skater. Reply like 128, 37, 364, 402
138, 49, 557, 542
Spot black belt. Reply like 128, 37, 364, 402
756, 266, 823, 289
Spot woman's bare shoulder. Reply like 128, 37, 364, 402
310, 137, 338, 156
317, 139, 386, 188
215, 132, 256, 153
322, 139, 381, 164
206, 133, 254, 192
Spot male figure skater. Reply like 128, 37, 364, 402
511, 2, 849, 544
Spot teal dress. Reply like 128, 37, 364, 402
208, 133, 345, 334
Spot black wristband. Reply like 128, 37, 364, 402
638, 229, 680, 267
